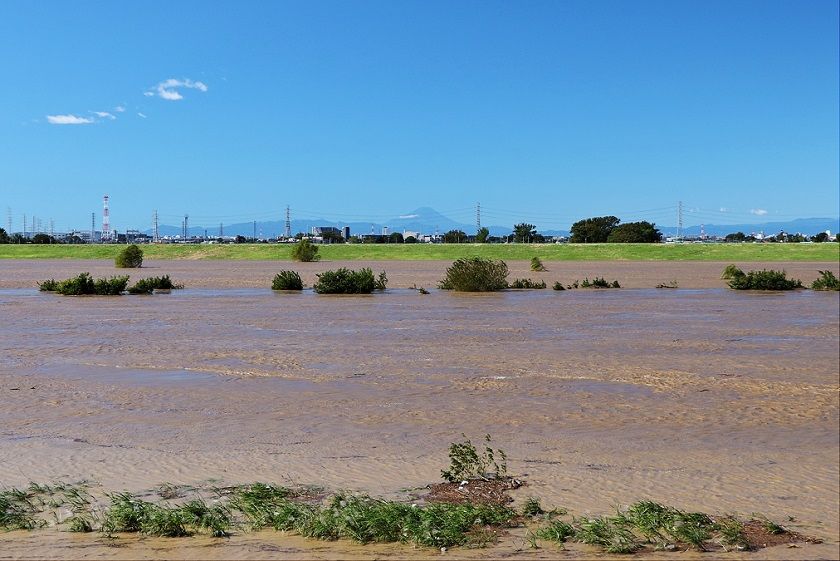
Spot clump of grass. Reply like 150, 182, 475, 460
755, 515, 787, 535
522, 497, 545, 517
552, 281, 565, 291
440, 434, 507, 483
179, 498, 232, 537
67, 515, 94, 533
271, 270, 303, 290
535, 519, 575, 543
724, 266, 802, 290
38, 278, 58, 291
530, 257, 547, 272
101, 492, 231, 537
438, 257, 508, 292
229, 483, 294, 529
0, 488, 42, 530
715, 517, 749, 551
574, 516, 639, 554
127, 275, 182, 294
509, 278, 546, 289
418, 287, 430, 295
313, 268, 376, 294
811, 270, 840, 291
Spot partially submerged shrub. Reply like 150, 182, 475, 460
291, 239, 320, 262
725, 267, 802, 290
530, 257, 547, 272
579, 277, 620, 288
656, 280, 679, 289
441, 434, 507, 482
38, 278, 59, 291
272, 270, 304, 290
811, 270, 840, 291
127, 275, 182, 294
374, 270, 388, 290
438, 257, 508, 292
552, 281, 565, 291
115, 244, 143, 268
313, 268, 376, 294
509, 278, 546, 289
51, 273, 129, 295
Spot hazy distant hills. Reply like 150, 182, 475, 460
149, 207, 839, 239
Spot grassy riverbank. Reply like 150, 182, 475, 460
0, 242, 837, 261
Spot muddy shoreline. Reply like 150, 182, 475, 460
0, 260, 838, 558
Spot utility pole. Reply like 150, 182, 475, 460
677, 201, 683, 241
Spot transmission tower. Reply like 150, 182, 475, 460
153, 210, 159, 242
677, 201, 683, 241
183, 214, 189, 239
91, 212, 95, 243
49, 219, 54, 238
253, 220, 257, 241
102, 194, 110, 240
284, 206, 291, 238
219, 222, 224, 237
23, 214, 26, 238
6, 207, 11, 234
476, 202, 481, 232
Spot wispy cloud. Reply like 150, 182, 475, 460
750, 208, 768, 216
114, 105, 126, 113
719, 207, 728, 213
93, 111, 116, 120
399, 214, 419, 219
46, 114, 94, 125
147, 78, 208, 101
137, 112, 147, 119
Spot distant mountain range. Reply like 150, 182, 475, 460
148, 207, 839, 239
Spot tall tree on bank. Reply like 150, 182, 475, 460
606, 221, 662, 243
475, 227, 490, 243
569, 216, 620, 243
512, 223, 537, 243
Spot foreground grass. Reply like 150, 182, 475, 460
0, 481, 816, 554
0, 242, 838, 261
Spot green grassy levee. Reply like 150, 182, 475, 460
0, 242, 837, 261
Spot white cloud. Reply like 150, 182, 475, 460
147, 78, 208, 101
46, 114, 94, 125
399, 214, 419, 219
719, 207, 728, 212
750, 208, 768, 216
114, 105, 126, 113
137, 112, 147, 118
93, 111, 116, 120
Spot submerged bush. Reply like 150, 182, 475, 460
313, 268, 376, 294
724, 266, 803, 290
38, 278, 59, 291
49, 273, 129, 295
552, 281, 565, 291
441, 434, 507, 482
115, 244, 143, 268
271, 270, 304, 290
374, 270, 388, 290
530, 257, 547, 272
580, 277, 620, 288
291, 239, 320, 262
811, 270, 840, 291
127, 275, 183, 294
509, 278, 546, 289
438, 257, 508, 292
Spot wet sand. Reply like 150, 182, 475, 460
0, 260, 838, 559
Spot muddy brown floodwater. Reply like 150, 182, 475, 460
0, 260, 838, 559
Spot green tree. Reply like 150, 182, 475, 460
404, 235, 417, 244
443, 229, 467, 243
811, 232, 829, 243
0, 227, 9, 244
512, 223, 537, 243
475, 227, 490, 243
389, 232, 404, 244
32, 233, 55, 244
115, 244, 144, 268
291, 238, 320, 261
569, 216, 620, 243
725, 232, 746, 242
606, 221, 662, 243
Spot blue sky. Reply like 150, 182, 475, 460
1, 0, 837, 232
